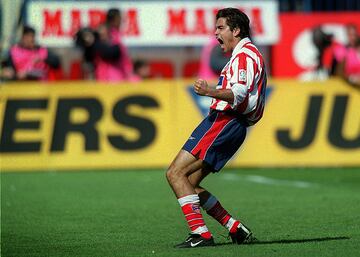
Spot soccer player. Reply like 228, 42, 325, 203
166, 8, 267, 248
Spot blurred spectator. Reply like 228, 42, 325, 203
338, 37, 360, 88
133, 59, 151, 79
312, 26, 333, 79
345, 24, 359, 49
328, 24, 358, 75
75, 8, 138, 82
198, 37, 230, 81
311, 24, 360, 82
326, 24, 360, 88
1, 25, 60, 81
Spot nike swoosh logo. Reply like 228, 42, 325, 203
189, 136, 196, 140
190, 240, 203, 247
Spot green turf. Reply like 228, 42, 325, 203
1, 168, 360, 257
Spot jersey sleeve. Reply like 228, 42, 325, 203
229, 53, 254, 109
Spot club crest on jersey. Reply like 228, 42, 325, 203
192, 205, 201, 213
238, 69, 247, 82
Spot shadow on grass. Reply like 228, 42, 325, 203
217, 236, 350, 246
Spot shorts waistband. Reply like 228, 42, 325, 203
209, 110, 250, 126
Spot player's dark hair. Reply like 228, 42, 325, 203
22, 25, 35, 35
106, 8, 121, 23
216, 8, 250, 38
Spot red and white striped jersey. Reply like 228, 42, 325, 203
210, 37, 267, 126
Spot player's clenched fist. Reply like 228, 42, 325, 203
194, 79, 209, 96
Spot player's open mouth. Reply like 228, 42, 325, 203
217, 38, 224, 45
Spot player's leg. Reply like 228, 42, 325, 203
190, 169, 242, 235
188, 167, 254, 244
193, 114, 254, 243
166, 149, 203, 197
166, 150, 215, 248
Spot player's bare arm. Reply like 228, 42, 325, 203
194, 79, 234, 104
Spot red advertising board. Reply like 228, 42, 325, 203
272, 12, 360, 78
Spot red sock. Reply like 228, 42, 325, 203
207, 201, 232, 226
202, 194, 240, 233
178, 194, 212, 239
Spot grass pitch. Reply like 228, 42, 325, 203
1, 167, 360, 257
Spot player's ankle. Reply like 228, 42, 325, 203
228, 219, 240, 234
200, 231, 212, 239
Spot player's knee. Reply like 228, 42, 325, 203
165, 165, 182, 185
165, 168, 172, 183
165, 166, 176, 184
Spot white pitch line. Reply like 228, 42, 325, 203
221, 173, 315, 188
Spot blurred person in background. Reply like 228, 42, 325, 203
74, 8, 138, 82
311, 24, 360, 83
133, 59, 151, 79
339, 37, 360, 88
327, 24, 358, 75
334, 24, 360, 87
312, 26, 334, 79
1, 25, 60, 81
345, 24, 359, 49
198, 36, 231, 81
166, 8, 266, 248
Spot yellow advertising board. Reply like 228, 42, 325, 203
0, 79, 359, 171
230, 79, 360, 167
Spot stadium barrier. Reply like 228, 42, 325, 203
0, 79, 359, 171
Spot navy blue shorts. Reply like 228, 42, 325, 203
182, 111, 247, 172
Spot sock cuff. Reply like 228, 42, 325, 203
178, 194, 199, 207
202, 195, 218, 211
225, 217, 237, 231
192, 225, 209, 234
